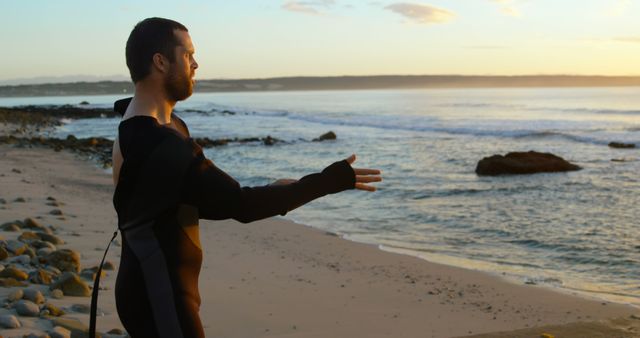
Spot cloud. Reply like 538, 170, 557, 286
613, 36, 640, 44
384, 3, 455, 24
490, 0, 520, 17
282, 0, 335, 15
465, 45, 507, 49
578, 36, 640, 45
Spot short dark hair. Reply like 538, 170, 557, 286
125, 17, 188, 83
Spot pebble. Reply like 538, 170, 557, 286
8, 288, 24, 301
6, 239, 28, 255
47, 196, 56, 201
1, 220, 22, 231
71, 303, 91, 313
2, 223, 21, 231
24, 246, 37, 258
14, 197, 27, 202
30, 268, 55, 285
49, 326, 71, 338
38, 233, 65, 245
15, 299, 40, 317
103, 261, 116, 270
0, 277, 28, 287
50, 272, 91, 297
24, 217, 50, 233
37, 247, 55, 257
23, 288, 46, 304
43, 265, 62, 275
51, 289, 64, 299
0, 266, 29, 280
51, 317, 91, 337
0, 314, 21, 328
7, 254, 32, 265
32, 240, 57, 250
0, 246, 9, 260
107, 328, 126, 335
81, 267, 106, 281
0, 198, 6, 204
24, 332, 51, 338
49, 209, 63, 216
46, 249, 81, 273
19, 231, 41, 243
42, 303, 65, 317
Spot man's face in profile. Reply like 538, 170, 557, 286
165, 29, 198, 102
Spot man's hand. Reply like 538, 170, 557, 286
346, 154, 382, 192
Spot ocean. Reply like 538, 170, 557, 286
2, 87, 638, 307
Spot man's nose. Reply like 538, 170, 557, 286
192, 59, 199, 70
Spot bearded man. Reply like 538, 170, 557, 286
108, 17, 381, 338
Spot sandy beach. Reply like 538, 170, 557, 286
1, 119, 639, 338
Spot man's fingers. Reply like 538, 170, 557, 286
354, 168, 381, 175
345, 154, 356, 165
355, 183, 376, 192
356, 175, 382, 183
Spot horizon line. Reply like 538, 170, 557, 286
3, 73, 640, 87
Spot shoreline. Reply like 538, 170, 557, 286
1, 112, 639, 337
288, 217, 640, 310
2, 76, 640, 98
1, 143, 639, 337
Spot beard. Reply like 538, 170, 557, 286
164, 66, 193, 102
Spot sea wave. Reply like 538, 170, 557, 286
436, 102, 640, 116
201, 107, 635, 145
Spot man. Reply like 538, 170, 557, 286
110, 17, 381, 338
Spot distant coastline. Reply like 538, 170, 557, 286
1, 75, 640, 97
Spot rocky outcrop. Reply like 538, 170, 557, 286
608, 142, 636, 149
313, 131, 337, 142
476, 151, 581, 176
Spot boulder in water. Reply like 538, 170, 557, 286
476, 151, 581, 176
608, 142, 636, 149
313, 131, 337, 142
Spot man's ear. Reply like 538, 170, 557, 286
152, 53, 169, 74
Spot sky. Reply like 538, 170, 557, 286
1, 0, 639, 83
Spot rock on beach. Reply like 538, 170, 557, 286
0, 314, 21, 329
0, 266, 29, 280
50, 272, 91, 297
15, 299, 40, 317
23, 288, 46, 304
45, 249, 81, 272
49, 325, 72, 338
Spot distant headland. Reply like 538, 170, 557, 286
1, 75, 639, 97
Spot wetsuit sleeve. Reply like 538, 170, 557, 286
183, 141, 355, 223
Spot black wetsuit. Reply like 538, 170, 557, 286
112, 108, 355, 338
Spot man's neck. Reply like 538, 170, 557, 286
125, 81, 175, 125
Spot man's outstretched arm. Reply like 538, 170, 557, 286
183, 144, 381, 223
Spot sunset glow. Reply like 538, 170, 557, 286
1, 0, 638, 83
